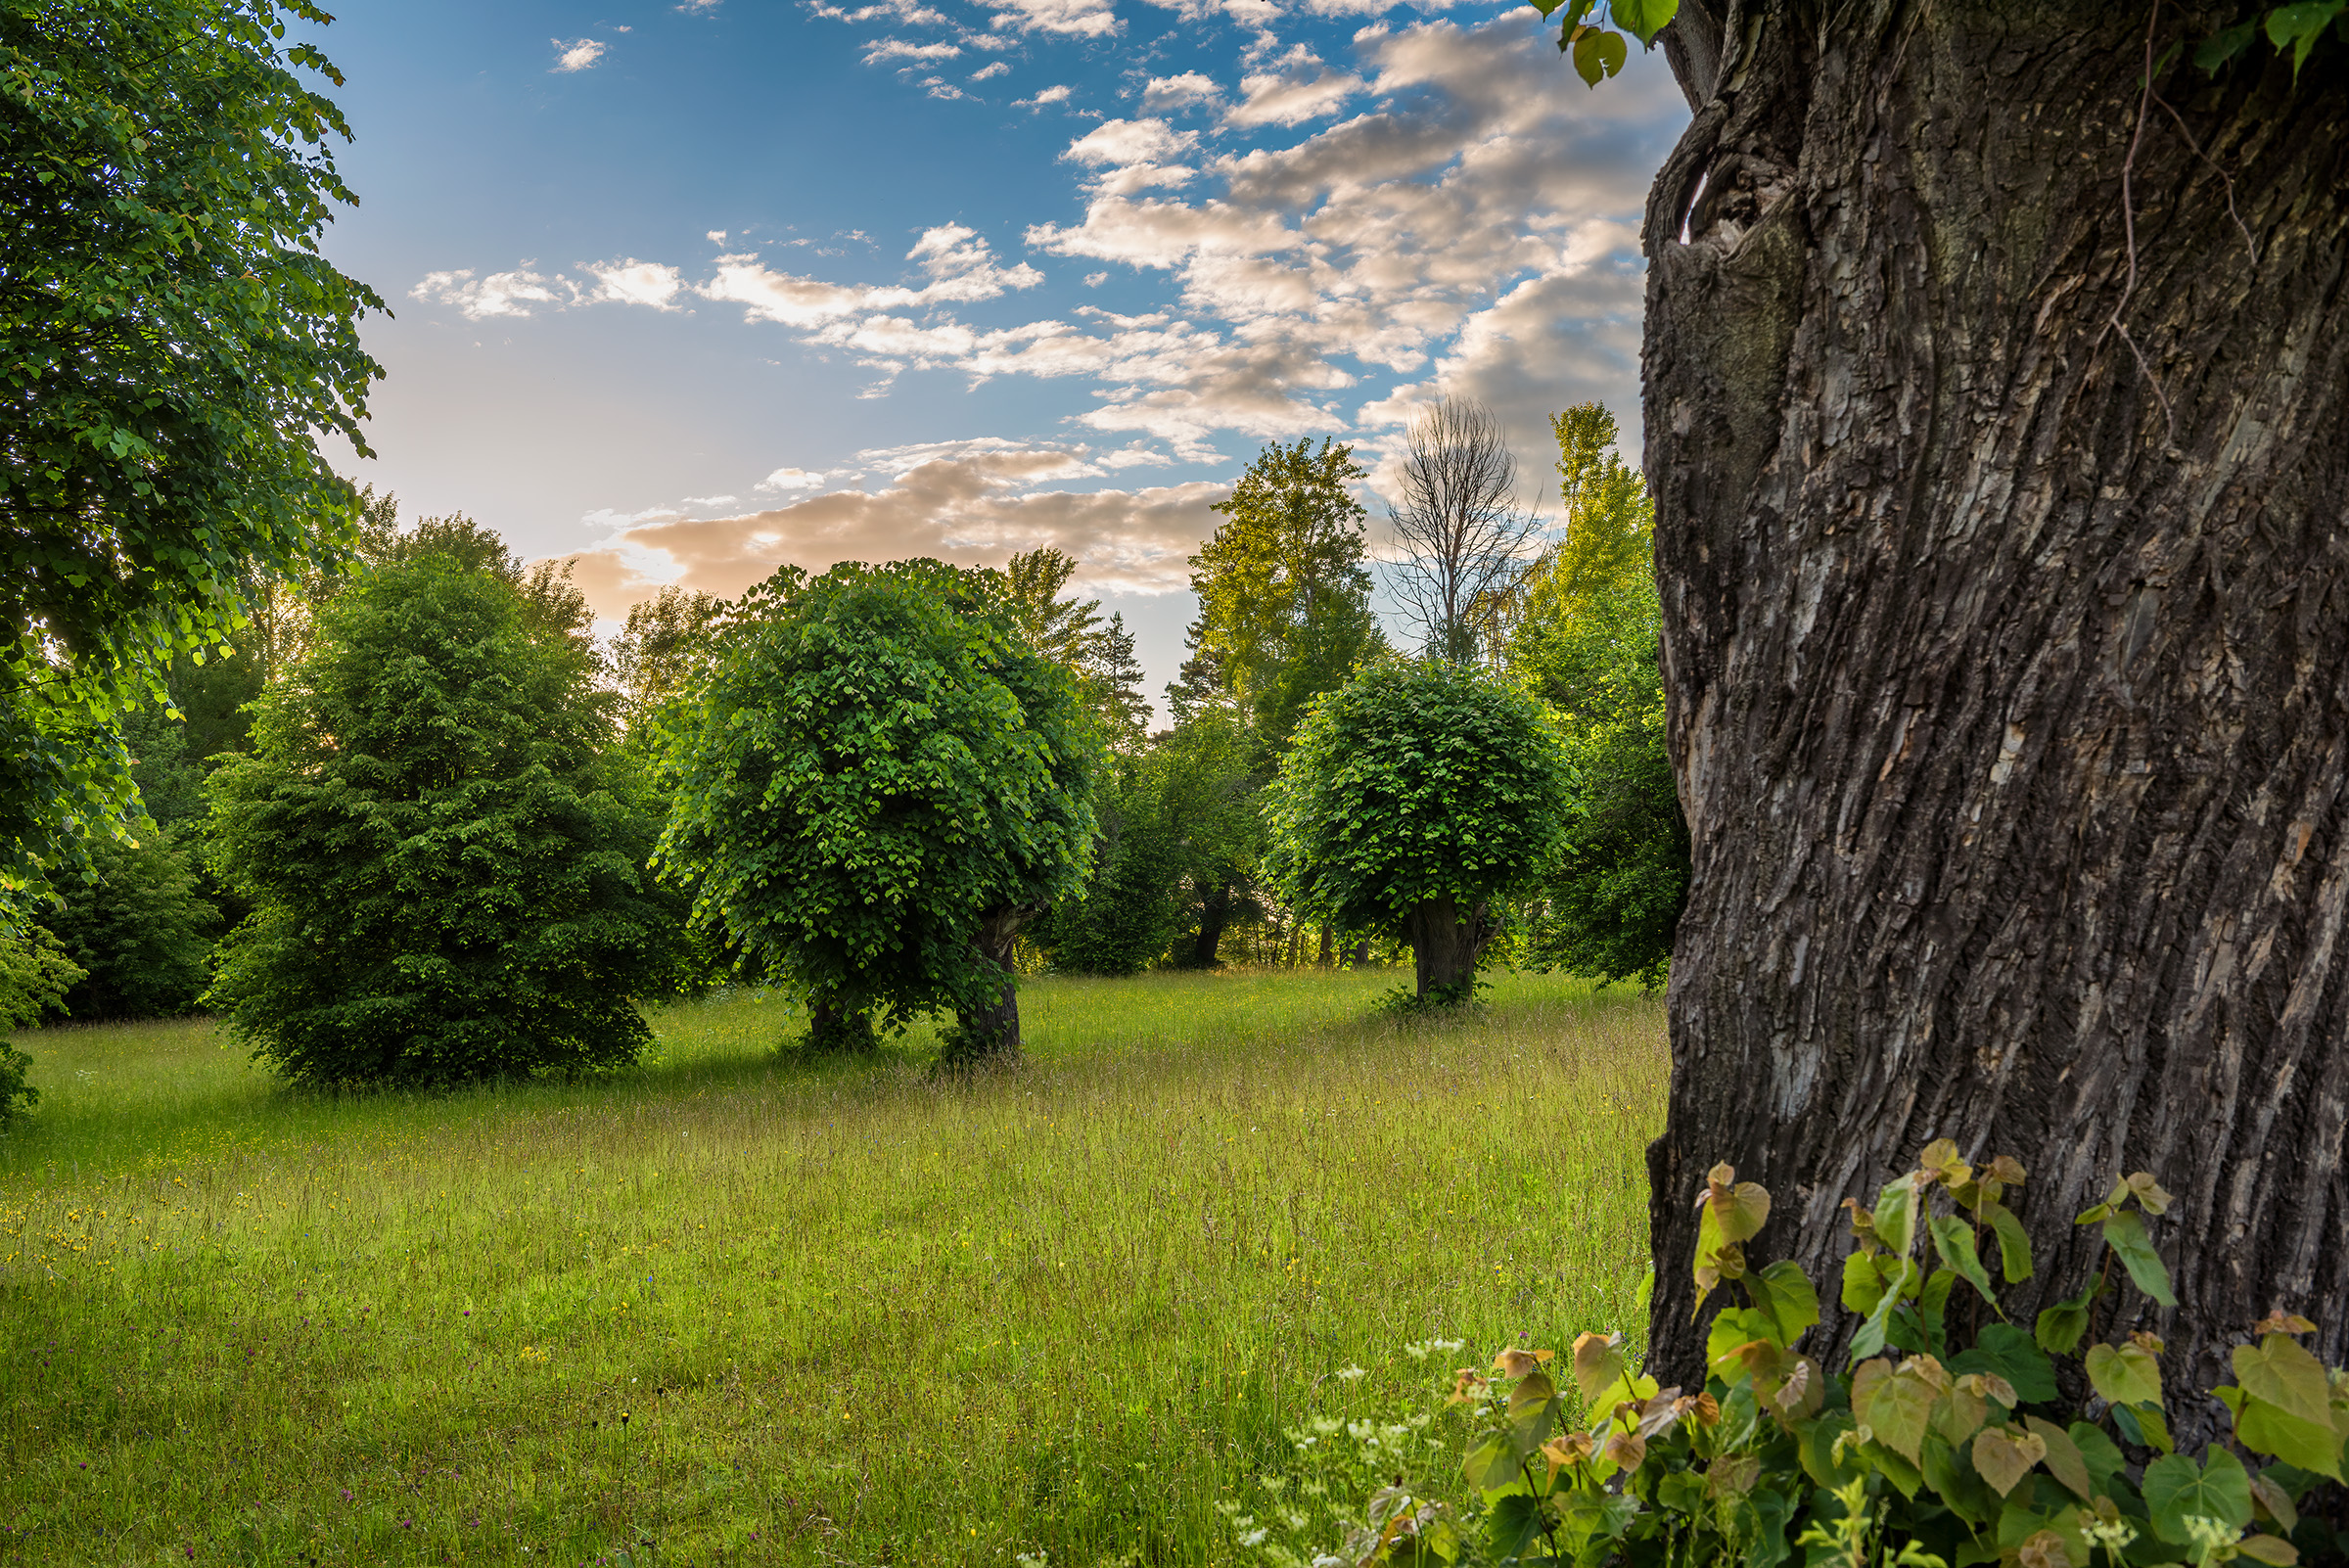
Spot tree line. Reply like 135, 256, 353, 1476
0, 398, 1683, 1098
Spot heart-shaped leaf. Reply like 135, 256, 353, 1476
2142, 1449, 2253, 1545
1970, 1425, 2046, 1497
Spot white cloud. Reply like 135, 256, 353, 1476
864, 37, 960, 61
680, 494, 741, 507
409, 268, 568, 319
552, 38, 607, 72
706, 230, 727, 244
431, 14, 1683, 487
971, 61, 1010, 79
980, 0, 1121, 34
1225, 51, 1363, 127
922, 74, 969, 98
583, 258, 685, 309
758, 467, 839, 492
561, 446, 1222, 616
1015, 83, 1075, 108
807, 0, 948, 22
699, 256, 869, 327
1141, 71, 1223, 112
1062, 117, 1196, 165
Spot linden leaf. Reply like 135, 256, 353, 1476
2143, 1449, 2253, 1545
2025, 1415, 2094, 1501
1570, 25, 1628, 86
1607, 0, 1679, 48
1984, 1199, 2034, 1283
2234, 1334, 2335, 1429
2086, 1341, 2164, 1409
1571, 1331, 1626, 1406
1852, 1358, 1939, 1466
1970, 1425, 2047, 1497
2099, 1210, 2178, 1307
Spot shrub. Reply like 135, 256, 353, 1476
1035, 754, 1187, 977
206, 559, 672, 1086
38, 828, 217, 1019
1308, 1143, 2346, 1567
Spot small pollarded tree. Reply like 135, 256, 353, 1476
1265, 661, 1570, 1003
206, 557, 672, 1085
654, 559, 1102, 1064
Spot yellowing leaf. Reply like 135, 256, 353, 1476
2016, 1529, 2073, 1568
1970, 1425, 2047, 1497
2235, 1333, 2335, 1428
2237, 1536, 2300, 1567
2025, 1415, 2094, 1501
1508, 1369, 1556, 1417
1495, 1347, 1547, 1378
1852, 1357, 1940, 1466
1571, 1331, 1625, 1406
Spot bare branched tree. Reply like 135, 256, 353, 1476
1384, 396, 1543, 663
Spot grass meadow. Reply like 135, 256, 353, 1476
0, 969, 1666, 1568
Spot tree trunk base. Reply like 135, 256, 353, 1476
1404, 899, 1493, 1004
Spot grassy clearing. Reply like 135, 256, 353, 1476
0, 968, 1665, 1567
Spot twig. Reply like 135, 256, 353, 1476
2104, 0, 2178, 443
2147, 89, 2260, 266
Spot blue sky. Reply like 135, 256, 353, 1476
313, 0, 1688, 712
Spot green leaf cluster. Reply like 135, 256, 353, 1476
1519, 0, 1679, 84
1, 0, 385, 887
205, 558, 671, 1085
1337, 1144, 2348, 1568
653, 559, 1103, 1051
1184, 438, 1387, 752
1032, 749, 1189, 977
1505, 405, 1685, 991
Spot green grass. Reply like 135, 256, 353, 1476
0, 968, 1665, 1567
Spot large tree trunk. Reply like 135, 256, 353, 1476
1405, 897, 1495, 1002
1643, 1, 2349, 1396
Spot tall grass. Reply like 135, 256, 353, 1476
0, 969, 1665, 1566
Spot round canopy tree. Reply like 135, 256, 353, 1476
1541, 1, 2349, 1388
654, 559, 1101, 1064
1266, 660, 1569, 1002
206, 558, 670, 1085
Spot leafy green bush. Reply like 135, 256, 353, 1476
1036, 754, 1187, 977
655, 559, 1102, 1062
206, 558, 672, 1086
0, 920, 82, 1125
37, 828, 217, 1019
1307, 1144, 2346, 1567
1265, 661, 1569, 1003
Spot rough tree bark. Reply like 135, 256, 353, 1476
1405, 897, 1497, 1000
1642, 0, 2349, 1399
944, 902, 1041, 1066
